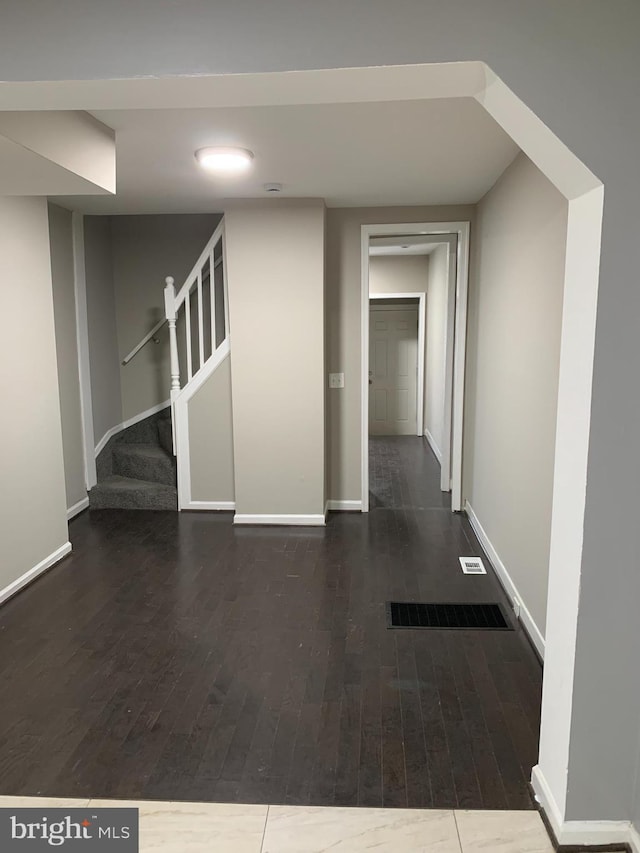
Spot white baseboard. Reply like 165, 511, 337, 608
465, 501, 545, 660
121, 399, 170, 431
629, 824, 640, 853
94, 423, 122, 458
184, 500, 235, 511
326, 500, 363, 512
531, 765, 632, 848
234, 513, 326, 527
67, 496, 89, 520
0, 542, 72, 607
424, 427, 443, 465
94, 399, 171, 457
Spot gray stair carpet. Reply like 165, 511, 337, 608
90, 408, 177, 511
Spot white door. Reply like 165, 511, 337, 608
368, 306, 419, 435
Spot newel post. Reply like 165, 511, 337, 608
164, 276, 180, 456
164, 276, 180, 393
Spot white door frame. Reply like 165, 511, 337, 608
361, 221, 470, 512
369, 293, 425, 437
71, 211, 97, 491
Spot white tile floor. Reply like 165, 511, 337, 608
0, 797, 555, 852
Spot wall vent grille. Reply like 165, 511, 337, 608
459, 557, 487, 575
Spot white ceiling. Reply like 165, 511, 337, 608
54, 97, 519, 214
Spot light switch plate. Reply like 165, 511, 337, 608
329, 372, 345, 389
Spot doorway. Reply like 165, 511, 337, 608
369, 296, 424, 436
361, 222, 470, 512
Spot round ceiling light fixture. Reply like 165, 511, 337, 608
195, 146, 254, 174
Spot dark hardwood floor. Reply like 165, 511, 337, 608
0, 436, 542, 809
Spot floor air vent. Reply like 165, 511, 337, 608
386, 602, 512, 631
459, 557, 487, 574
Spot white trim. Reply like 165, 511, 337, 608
67, 496, 89, 520
361, 222, 469, 513
465, 501, 545, 660
476, 69, 603, 819
94, 423, 121, 458
536, 186, 604, 821
183, 500, 235, 511
450, 223, 469, 512
440, 239, 457, 493
0, 542, 72, 607
629, 824, 640, 853
72, 212, 97, 489
531, 766, 632, 848
177, 340, 229, 406
424, 427, 443, 465
122, 399, 170, 431
326, 500, 363, 512
233, 514, 326, 527
369, 291, 425, 437
175, 339, 231, 510
93, 399, 171, 457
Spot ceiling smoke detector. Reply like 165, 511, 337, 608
263, 182, 283, 193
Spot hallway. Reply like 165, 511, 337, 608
0, 438, 542, 810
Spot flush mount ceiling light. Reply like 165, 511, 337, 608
195, 147, 254, 174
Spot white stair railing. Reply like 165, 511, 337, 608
163, 218, 229, 455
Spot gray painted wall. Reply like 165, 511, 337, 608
369, 255, 429, 296
83, 216, 122, 447
48, 203, 86, 511
464, 152, 567, 641
226, 201, 325, 517
0, 197, 68, 591
188, 355, 235, 503
1, 0, 640, 823
111, 214, 220, 421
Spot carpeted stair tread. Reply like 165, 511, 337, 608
93, 474, 174, 491
89, 475, 177, 510
112, 442, 176, 486
90, 407, 178, 511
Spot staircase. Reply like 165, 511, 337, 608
89, 217, 229, 512
89, 408, 177, 510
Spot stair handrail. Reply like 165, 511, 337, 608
121, 317, 167, 365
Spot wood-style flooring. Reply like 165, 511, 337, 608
0, 436, 542, 809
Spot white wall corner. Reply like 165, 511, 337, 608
0, 542, 72, 607
465, 501, 545, 660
